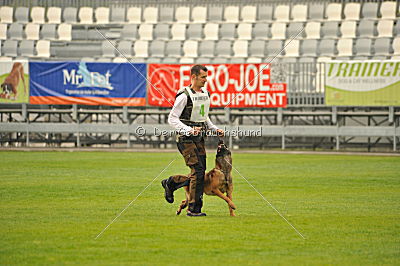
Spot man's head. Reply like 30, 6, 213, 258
191, 65, 208, 89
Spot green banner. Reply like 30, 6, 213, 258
325, 61, 400, 106
0, 61, 29, 104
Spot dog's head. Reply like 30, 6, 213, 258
216, 139, 231, 157
1, 83, 12, 94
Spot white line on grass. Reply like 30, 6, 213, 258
224, 158, 306, 239
95, 157, 177, 239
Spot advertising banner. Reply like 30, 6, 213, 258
0, 61, 29, 103
325, 61, 400, 106
29, 62, 146, 106
148, 64, 287, 108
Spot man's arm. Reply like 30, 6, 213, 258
168, 93, 193, 135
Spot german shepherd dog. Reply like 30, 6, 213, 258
0, 62, 26, 100
175, 140, 236, 216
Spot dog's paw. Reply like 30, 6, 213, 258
229, 203, 236, 210
176, 210, 181, 215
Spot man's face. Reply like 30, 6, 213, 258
192, 70, 208, 88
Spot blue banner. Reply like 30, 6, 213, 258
29, 62, 147, 106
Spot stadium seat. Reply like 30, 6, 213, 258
147, 57, 162, 63
354, 38, 372, 56
266, 40, 283, 56
361, 2, 378, 20
95, 7, 110, 24
305, 22, 321, 39
3, 40, 18, 56
0, 24, 6, 39
220, 23, 236, 40
291, 4, 308, 22
216, 40, 232, 57
159, 7, 174, 23
63, 7, 78, 23
8, 23, 23, 40
326, 3, 342, 21
0, 56, 13, 61
162, 57, 178, 63
19, 40, 35, 56
233, 40, 248, 57
133, 40, 148, 57
204, 23, 219, 40
249, 40, 265, 58
101, 40, 116, 57
373, 38, 391, 55
287, 22, 304, 38
0, 6, 13, 24
380, 1, 396, 20
15, 7, 29, 23
154, 24, 170, 40
121, 24, 138, 40
36, 40, 50, 57
208, 6, 223, 22
341, 21, 357, 38
284, 39, 300, 57
357, 20, 376, 37
395, 20, 400, 36
57, 23, 72, 41
31, 7, 45, 24
308, 3, 324, 21
112, 57, 128, 63
143, 7, 158, 24
149, 40, 165, 57
253, 23, 270, 39
229, 58, 246, 64
165, 40, 182, 57
377, 20, 393, 37
196, 58, 212, 64
40, 24, 57, 40
237, 23, 252, 40
138, 24, 153, 40
336, 39, 353, 57
352, 56, 369, 60
344, 2, 360, 20
274, 5, 290, 22
25, 23, 40, 40
270, 22, 286, 39
111, 7, 126, 23
321, 22, 339, 38
319, 39, 336, 56
187, 24, 203, 40
171, 24, 186, 40
241, 6, 256, 23
176, 6, 190, 23
183, 40, 198, 57
224, 6, 239, 23
257, 5, 273, 22
199, 40, 215, 57
96, 57, 112, 62
192, 6, 207, 23
47, 7, 61, 24
117, 40, 133, 57
301, 39, 318, 57
212, 57, 229, 64
180, 57, 194, 64
79, 7, 93, 24
392, 37, 400, 55
127, 7, 141, 24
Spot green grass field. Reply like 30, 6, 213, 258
1, 151, 399, 265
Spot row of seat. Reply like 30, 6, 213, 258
3, 20, 400, 42
0, 2, 398, 25
2, 38, 399, 61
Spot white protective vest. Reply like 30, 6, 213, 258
185, 87, 210, 123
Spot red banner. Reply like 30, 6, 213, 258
148, 64, 286, 108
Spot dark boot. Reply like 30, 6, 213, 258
161, 177, 175, 203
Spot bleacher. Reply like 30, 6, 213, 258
0, 1, 399, 62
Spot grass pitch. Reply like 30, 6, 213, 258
1, 151, 399, 265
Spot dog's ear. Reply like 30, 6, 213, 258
218, 139, 224, 145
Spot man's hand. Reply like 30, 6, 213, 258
191, 127, 202, 136
216, 129, 225, 137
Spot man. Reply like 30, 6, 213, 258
161, 65, 224, 217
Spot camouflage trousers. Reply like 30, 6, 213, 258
171, 136, 206, 213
